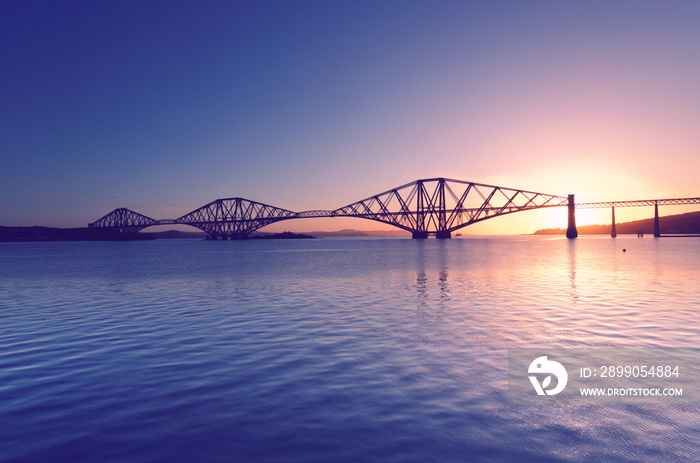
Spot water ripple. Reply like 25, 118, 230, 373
0, 238, 699, 461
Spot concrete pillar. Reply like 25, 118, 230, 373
412, 231, 428, 239
611, 206, 617, 238
435, 230, 451, 239
654, 201, 660, 237
566, 194, 578, 239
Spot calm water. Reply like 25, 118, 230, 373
1, 236, 699, 462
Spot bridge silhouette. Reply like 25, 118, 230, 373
89, 177, 700, 239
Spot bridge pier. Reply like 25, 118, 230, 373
611, 206, 617, 238
412, 231, 428, 239
654, 201, 660, 237
566, 194, 578, 239
435, 231, 451, 239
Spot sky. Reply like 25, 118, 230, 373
2, 0, 700, 234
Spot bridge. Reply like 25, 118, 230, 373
576, 197, 700, 238
89, 177, 700, 239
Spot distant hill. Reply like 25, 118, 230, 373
308, 229, 410, 237
150, 229, 391, 239
0, 226, 155, 242
249, 231, 315, 240
0, 226, 393, 241
534, 210, 700, 235
149, 230, 206, 239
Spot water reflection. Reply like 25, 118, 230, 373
412, 240, 451, 301
414, 269, 450, 301
437, 241, 450, 301
415, 270, 427, 298
438, 270, 449, 300
567, 239, 578, 301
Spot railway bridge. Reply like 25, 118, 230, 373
89, 177, 699, 239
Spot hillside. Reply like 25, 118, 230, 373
0, 226, 155, 242
534, 210, 700, 235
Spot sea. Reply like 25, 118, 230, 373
0, 235, 699, 462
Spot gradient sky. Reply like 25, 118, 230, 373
2, 1, 699, 234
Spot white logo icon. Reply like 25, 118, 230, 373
528, 356, 568, 396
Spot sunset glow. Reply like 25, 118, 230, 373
2, 1, 699, 234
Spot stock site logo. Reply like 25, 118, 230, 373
528, 356, 568, 396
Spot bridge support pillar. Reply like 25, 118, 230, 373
566, 194, 578, 239
654, 201, 660, 237
412, 231, 428, 239
611, 206, 617, 238
435, 231, 451, 239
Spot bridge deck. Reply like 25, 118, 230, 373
577, 197, 700, 208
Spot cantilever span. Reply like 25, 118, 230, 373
89, 177, 570, 239
89, 208, 160, 234
174, 197, 299, 240
330, 178, 568, 238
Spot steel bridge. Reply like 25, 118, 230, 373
576, 197, 700, 238
90, 178, 570, 239
89, 177, 700, 239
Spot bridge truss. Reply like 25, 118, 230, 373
331, 178, 568, 238
89, 178, 570, 239
89, 208, 160, 234
175, 198, 300, 239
